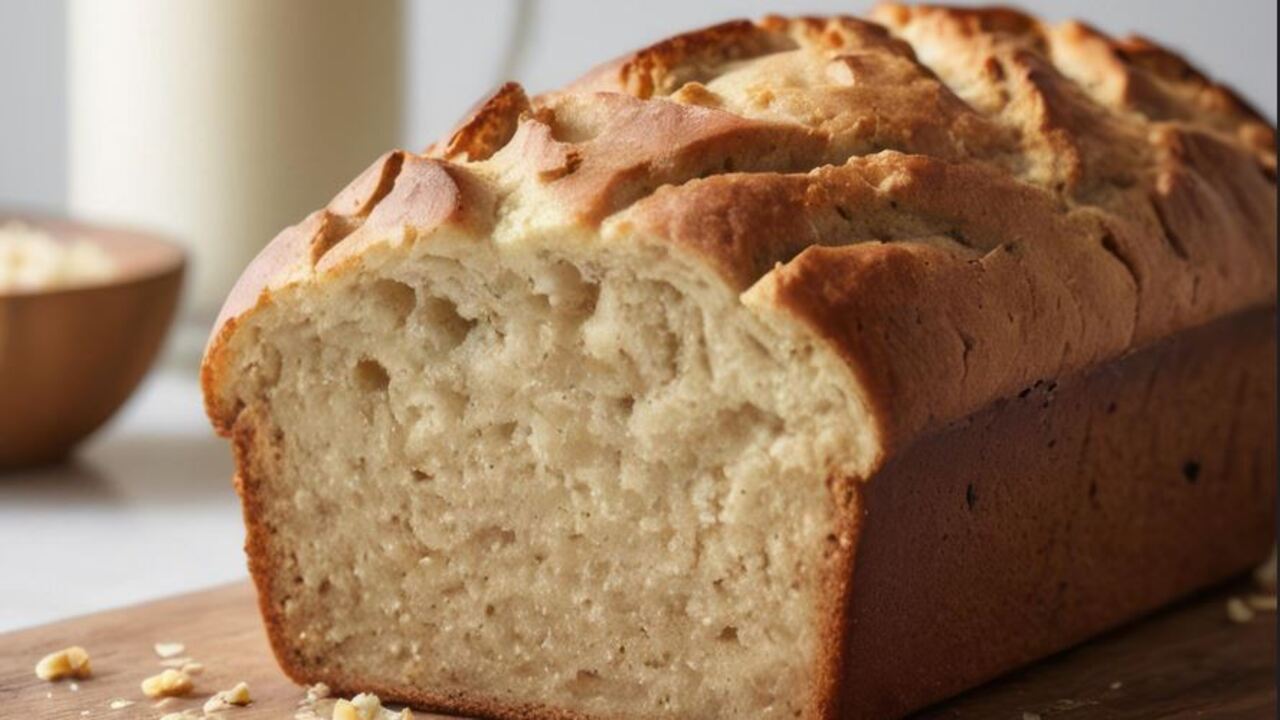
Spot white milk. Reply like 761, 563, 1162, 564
69, 0, 404, 325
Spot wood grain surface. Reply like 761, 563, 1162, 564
0, 578, 1273, 719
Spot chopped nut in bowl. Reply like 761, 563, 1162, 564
0, 221, 115, 293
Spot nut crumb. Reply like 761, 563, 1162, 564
333, 694, 380, 720
35, 646, 93, 681
141, 669, 195, 698
70, 682, 81, 692
1227, 596, 1256, 624
107, 698, 134, 709
158, 711, 200, 720
331, 693, 412, 720
204, 681, 252, 712
294, 682, 333, 720
1109, 681, 1123, 690
154, 642, 186, 658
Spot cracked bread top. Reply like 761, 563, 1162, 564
204, 3, 1277, 466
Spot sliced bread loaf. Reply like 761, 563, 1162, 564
203, 6, 1276, 719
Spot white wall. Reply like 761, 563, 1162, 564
2, 0, 1277, 213
0, 0, 66, 212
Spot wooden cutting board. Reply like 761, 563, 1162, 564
0, 578, 1273, 719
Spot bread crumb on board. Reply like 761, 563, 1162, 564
294, 682, 333, 720
141, 668, 195, 698
158, 657, 208, 676
203, 681, 253, 712
35, 646, 92, 681
154, 642, 186, 658
332, 692, 413, 720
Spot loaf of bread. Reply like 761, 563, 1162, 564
202, 5, 1277, 719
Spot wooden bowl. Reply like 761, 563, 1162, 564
0, 215, 185, 469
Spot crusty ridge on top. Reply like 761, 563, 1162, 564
205, 3, 1276, 460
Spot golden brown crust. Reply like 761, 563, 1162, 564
839, 306, 1276, 718
566, 20, 792, 99
205, 7, 1277, 441
428, 82, 532, 162
490, 91, 830, 227
202, 4, 1277, 719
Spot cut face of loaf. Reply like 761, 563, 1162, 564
216, 233, 875, 719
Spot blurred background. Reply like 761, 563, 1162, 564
0, 0, 1275, 630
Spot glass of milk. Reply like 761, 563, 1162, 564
68, 0, 404, 363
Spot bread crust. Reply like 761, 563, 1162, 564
205, 5, 1276, 450
202, 5, 1277, 719
838, 306, 1276, 718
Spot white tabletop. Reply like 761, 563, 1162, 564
0, 369, 247, 633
